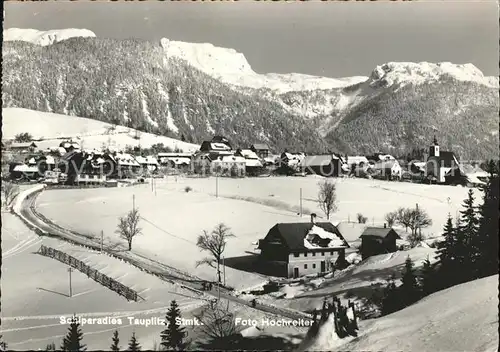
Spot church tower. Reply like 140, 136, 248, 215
429, 135, 440, 157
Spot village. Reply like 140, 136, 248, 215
1, 133, 490, 189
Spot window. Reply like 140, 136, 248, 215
321, 252, 324, 256
312, 263, 316, 269
294, 253, 299, 258
312, 252, 316, 257
330, 251, 334, 255
304, 252, 308, 257
304, 264, 308, 269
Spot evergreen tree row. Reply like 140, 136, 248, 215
379, 161, 498, 315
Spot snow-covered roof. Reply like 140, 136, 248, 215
212, 155, 246, 163
238, 149, 260, 160
11, 142, 37, 148
303, 225, 349, 249
114, 153, 140, 167
263, 222, 349, 252
135, 155, 159, 165
346, 156, 369, 165
211, 142, 232, 151
244, 158, 263, 167
13, 164, 39, 173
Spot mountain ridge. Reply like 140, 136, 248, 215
2, 30, 498, 159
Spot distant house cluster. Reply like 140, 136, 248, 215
2, 132, 477, 187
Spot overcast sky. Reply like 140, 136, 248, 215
4, 1, 499, 78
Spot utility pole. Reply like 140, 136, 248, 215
100, 230, 104, 253
299, 188, 303, 217
68, 267, 73, 298
216, 173, 219, 198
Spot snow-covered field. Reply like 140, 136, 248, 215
1, 108, 198, 153
35, 176, 476, 291
1, 213, 206, 350
303, 274, 499, 352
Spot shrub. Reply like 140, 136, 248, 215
357, 213, 368, 224
184, 186, 192, 193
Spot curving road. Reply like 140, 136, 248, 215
19, 188, 312, 322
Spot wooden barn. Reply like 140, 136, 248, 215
359, 225, 401, 260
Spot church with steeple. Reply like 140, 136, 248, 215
425, 136, 461, 183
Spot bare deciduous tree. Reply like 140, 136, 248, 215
115, 208, 142, 250
395, 207, 412, 232
1, 182, 20, 209
196, 223, 235, 283
195, 301, 237, 349
394, 206, 432, 236
384, 211, 398, 227
408, 207, 432, 236
317, 179, 338, 220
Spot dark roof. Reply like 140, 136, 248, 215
301, 155, 339, 167
360, 227, 401, 239
60, 150, 81, 162
251, 143, 269, 151
269, 222, 349, 251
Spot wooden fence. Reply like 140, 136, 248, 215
38, 244, 139, 302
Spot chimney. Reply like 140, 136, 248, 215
384, 223, 387, 228
310, 213, 317, 224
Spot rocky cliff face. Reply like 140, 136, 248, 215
2, 33, 498, 159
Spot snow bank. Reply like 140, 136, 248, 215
3, 28, 96, 46
370, 62, 499, 89
339, 275, 499, 352
160, 37, 366, 93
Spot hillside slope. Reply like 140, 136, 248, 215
2, 34, 498, 158
2, 108, 199, 152
301, 274, 499, 352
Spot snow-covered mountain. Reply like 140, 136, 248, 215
3, 28, 96, 46
2, 29, 498, 159
160, 38, 367, 93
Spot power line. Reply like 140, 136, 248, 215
139, 216, 197, 245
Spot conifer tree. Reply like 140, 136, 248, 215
45, 342, 56, 351
474, 172, 499, 277
127, 332, 141, 351
436, 215, 455, 264
160, 300, 188, 351
381, 275, 400, 315
400, 256, 420, 305
419, 256, 436, 296
110, 330, 120, 351
60, 315, 87, 351
456, 189, 480, 281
